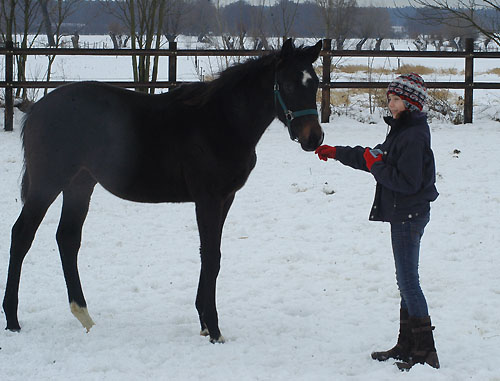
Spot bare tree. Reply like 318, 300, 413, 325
212, 0, 235, 51
354, 7, 392, 50
0, 0, 16, 43
200, 0, 247, 77
269, 0, 300, 46
184, 0, 216, 43
248, 0, 270, 50
163, 0, 190, 42
44, 0, 82, 95
354, 7, 372, 50
0, 0, 44, 102
105, 0, 169, 93
71, 31, 79, 48
109, 21, 128, 49
316, 0, 357, 50
17, 0, 42, 100
222, 0, 254, 50
441, 17, 478, 50
39, 0, 56, 46
407, 0, 497, 47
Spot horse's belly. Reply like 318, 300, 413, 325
93, 163, 192, 204
99, 180, 193, 203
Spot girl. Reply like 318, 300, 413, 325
315, 73, 439, 370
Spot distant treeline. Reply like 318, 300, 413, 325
1, 0, 491, 40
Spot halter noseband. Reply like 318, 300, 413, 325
273, 77, 319, 141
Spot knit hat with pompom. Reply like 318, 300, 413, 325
387, 73, 427, 112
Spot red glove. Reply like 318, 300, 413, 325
315, 145, 337, 161
363, 147, 383, 170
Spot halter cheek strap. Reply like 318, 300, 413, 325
273, 80, 319, 141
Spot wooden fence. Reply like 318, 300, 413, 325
1, 37, 500, 131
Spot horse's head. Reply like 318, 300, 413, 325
274, 39, 324, 152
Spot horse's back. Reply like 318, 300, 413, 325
26, 82, 144, 136
22, 82, 192, 203
24, 82, 140, 170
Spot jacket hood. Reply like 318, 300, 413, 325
384, 111, 429, 139
383, 110, 427, 127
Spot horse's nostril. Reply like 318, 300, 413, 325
301, 132, 323, 152
318, 131, 325, 146
310, 130, 324, 150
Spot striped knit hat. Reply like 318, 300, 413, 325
387, 73, 427, 112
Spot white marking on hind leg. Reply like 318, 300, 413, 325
70, 301, 95, 332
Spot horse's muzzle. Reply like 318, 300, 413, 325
298, 121, 324, 152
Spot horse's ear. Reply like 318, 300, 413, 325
280, 38, 294, 60
304, 40, 322, 63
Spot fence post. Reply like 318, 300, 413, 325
4, 40, 14, 132
321, 38, 332, 123
168, 41, 177, 89
464, 38, 474, 124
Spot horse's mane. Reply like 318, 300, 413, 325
170, 51, 280, 107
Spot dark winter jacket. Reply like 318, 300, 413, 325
334, 111, 439, 222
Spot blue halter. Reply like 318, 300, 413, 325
273, 79, 319, 141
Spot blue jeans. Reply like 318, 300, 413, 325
390, 212, 430, 318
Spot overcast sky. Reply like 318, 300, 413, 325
350, 0, 468, 7
357, 0, 405, 5
240, 0, 463, 6
323, 0, 444, 5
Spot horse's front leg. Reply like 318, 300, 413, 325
195, 194, 234, 343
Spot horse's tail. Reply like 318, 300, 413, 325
20, 166, 29, 204
20, 114, 30, 204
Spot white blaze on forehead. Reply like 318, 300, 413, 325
301, 70, 313, 86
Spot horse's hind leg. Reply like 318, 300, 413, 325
56, 171, 96, 332
3, 189, 60, 331
195, 194, 234, 343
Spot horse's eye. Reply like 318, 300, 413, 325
283, 82, 294, 93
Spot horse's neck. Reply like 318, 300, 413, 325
228, 68, 276, 148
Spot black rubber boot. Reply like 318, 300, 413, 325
371, 309, 411, 362
396, 316, 440, 371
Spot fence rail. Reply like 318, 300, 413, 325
2, 38, 500, 131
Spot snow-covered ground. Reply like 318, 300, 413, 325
1, 36, 500, 380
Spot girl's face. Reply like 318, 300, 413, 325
388, 94, 406, 118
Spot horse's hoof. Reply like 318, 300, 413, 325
395, 361, 412, 371
5, 326, 21, 332
210, 335, 225, 344
200, 328, 209, 337
200, 328, 224, 343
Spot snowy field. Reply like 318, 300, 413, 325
0, 36, 500, 380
